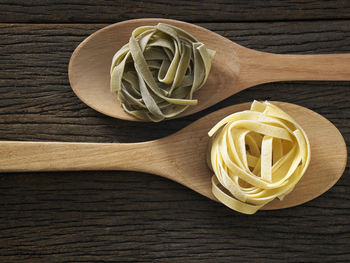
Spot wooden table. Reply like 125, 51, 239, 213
0, 1, 349, 262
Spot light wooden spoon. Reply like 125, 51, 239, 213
69, 18, 350, 121
0, 102, 346, 210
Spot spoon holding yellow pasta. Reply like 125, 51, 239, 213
0, 102, 346, 213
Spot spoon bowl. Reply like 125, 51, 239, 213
0, 102, 346, 210
69, 18, 350, 121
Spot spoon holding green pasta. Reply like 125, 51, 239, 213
69, 18, 350, 121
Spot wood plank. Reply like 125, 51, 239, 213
0, 172, 349, 262
1, 0, 350, 23
1, 21, 350, 142
0, 21, 349, 262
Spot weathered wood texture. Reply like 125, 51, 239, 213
0, 20, 350, 263
1, 22, 350, 142
1, 0, 350, 23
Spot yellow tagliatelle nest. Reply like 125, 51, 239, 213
208, 101, 311, 214
110, 23, 215, 122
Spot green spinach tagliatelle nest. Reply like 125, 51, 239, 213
110, 23, 215, 122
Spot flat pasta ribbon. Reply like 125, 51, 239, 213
110, 23, 216, 122
208, 101, 311, 214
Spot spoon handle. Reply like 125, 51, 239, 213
0, 141, 156, 173
239, 51, 350, 87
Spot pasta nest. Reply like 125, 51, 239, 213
208, 101, 311, 214
111, 23, 215, 121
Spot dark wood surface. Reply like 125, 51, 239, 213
2, 0, 350, 22
0, 1, 349, 262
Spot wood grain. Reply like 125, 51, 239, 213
0, 21, 350, 262
1, 21, 350, 142
1, 0, 350, 23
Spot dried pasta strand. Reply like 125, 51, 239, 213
110, 23, 215, 122
208, 101, 311, 214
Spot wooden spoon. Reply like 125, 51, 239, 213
0, 102, 346, 210
69, 18, 350, 121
